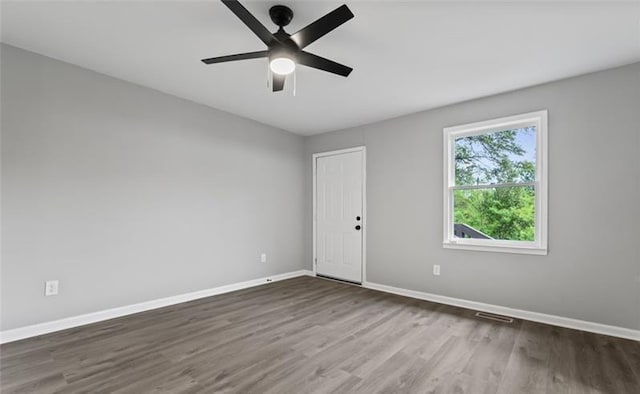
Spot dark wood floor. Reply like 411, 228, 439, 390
1, 276, 639, 393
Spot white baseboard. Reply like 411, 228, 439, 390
363, 281, 640, 342
0, 269, 314, 344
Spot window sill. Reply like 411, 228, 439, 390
442, 241, 547, 255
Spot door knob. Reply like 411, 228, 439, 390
356, 216, 361, 221
355, 225, 361, 230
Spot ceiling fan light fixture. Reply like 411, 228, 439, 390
270, 57, 296, 75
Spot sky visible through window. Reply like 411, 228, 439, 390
513, 127, 536, 163
455, 126, 536, 186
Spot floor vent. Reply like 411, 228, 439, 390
475, 311, 514, 323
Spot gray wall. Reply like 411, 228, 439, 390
1, 45, 306, 330
305, 62, 640, 330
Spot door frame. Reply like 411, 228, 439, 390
312, 146, 367, 283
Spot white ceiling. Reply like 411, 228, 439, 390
2, 1, 639, 135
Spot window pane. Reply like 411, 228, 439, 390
453, 186, 535, 241
455, 127, 536, 186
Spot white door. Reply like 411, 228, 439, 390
315, 149, 364, 283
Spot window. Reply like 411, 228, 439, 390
443, 110, 547, 255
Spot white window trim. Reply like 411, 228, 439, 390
442, 110, 548, 255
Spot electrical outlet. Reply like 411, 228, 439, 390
433, 265, 441, 276
45, 280, 59, 296
261, 253, 267, 263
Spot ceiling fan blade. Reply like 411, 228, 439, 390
221, 0, 277, 46
201, 50, 268, 64
297, 51, 353, 77
272, 74, 285, 92
289, 4, 354, 49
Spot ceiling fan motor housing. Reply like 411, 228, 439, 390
271, 29, 299, 62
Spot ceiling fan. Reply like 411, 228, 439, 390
201, 0, 354, 92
